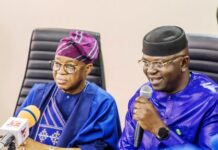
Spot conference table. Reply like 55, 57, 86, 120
3, 138, 80, 150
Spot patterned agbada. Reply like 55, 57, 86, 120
16, 81, 121, 149
119, 72, 218, 150
34, 86, 66, 146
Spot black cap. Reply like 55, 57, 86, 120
142, 26, 188, 56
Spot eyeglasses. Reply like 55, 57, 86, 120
138, 55, 186, 70
49, 60, 82, 74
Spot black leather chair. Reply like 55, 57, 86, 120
187, 34, 218, 83
14, 28, 105, 114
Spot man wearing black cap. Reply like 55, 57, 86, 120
119, 26, 218, 149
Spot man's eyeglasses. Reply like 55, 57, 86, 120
138, 55, 186, 70
49, 60, 82, 74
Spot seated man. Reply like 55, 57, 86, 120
16, 30, 121, 150
118, 26, 218, 149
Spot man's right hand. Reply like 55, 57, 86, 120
133, 96, 167, 137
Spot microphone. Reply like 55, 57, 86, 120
134, 85, 152, 148
0, 105, 40, 149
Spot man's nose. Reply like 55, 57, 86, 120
146, 64, 158, 74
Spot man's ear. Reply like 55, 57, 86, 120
85, 63, 93, 75
181, 56, 190, 72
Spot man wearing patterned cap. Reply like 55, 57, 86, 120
16, 30, 121, 149
119, 26, 218, 149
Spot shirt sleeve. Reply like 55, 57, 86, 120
118, 92, 138, 150
71, 94, 121, 150
196, 98, 218, 149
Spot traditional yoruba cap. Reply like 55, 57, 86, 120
142, 26, 188, 56
55, 30, 99, 64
